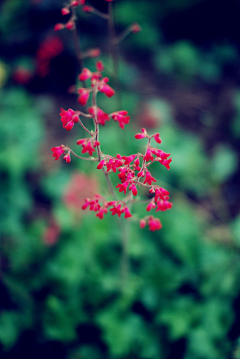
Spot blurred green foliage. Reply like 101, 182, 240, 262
1, 0, 240, 359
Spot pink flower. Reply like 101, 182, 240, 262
135, 128, 147, 139
87, 48, 101, 58
154, 187, 170, 201
153, 133, 161, 144
82, 198, 91, 210
105, 158, 123, 172
98, 78, 115, 97
76, 138, 96, 156
111, 111, 130, 129
66, 21, 75, 30
140, 219, 146, 228
137, 170, 145, 178
124, 207, 132, 218
110, 204, 123, 217
51, 145, 65, 160
116, 182, 129, 195
78, 88, 90, 106
97, 159, 105, 169
133, 158, 141, 171
155, 149, 172, 169
148, 216, 162, 231
156, 200, 172, 212
161, 158, 172, 170
60, 108, 79, 131
63, 153, 71, 163
122, 154, 136, 165
88, 106, 110, 126
146, 202, 156, 211
79, 68, 92, 81
61, 7, 70, 15
143, 148, 154, 162
96, 207, 108, 219
82, 5, 94, 12
129, 183, 138, 196
130, 23, 141, 33
143, 170, 156, 185
54, 23, 64, 31
96, 60, 104, 72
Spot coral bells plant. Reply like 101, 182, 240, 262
51, 0, 172, 231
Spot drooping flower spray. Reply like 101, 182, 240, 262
52, 1, 172, 239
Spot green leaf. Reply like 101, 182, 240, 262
211, 145, 237, 183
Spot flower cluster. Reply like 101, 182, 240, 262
82, 195, 132, 220
52, 60, 172, 230
52, 0, 172, 231
55, 0, 115, 33
52, 145, 72, 163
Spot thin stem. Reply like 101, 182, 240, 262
92, 85, 117, 198
70, 150, 97, 161
92, 8, 109, 20
107, 1, 121, 104
72, 7, 86, 87
77, 118, 93, 135
119, 216, 129, 288
115, 26, 132, 45
72, 8, 84, 70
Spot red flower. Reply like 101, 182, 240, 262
143, 170, 156, 185
61, 7, 70, 15
66, 21, 75, 30
153, 133, 161, 144
86, 48, 101, 58
96, 207, 108, 219
146, 202, 156, 211
79, 68, 92, 81
129, 183, 137, 196
135, 128, 147, 139
110, 204, 123, 217
111, 111, 130, 129
63, 153, 71, 163
78, 88, 90, 106
148, 216, 162, 231
116, 182, 129, 195
96, 60, 104, 72
77, 138, 96, 156
124, 207, 132, 218
97, 159, 105, 169
143, 148, 154, 162
156, 200, 172, 212
130, 23, 141, 33
98, 78, 115, 97
51, 146, 65, 160
54, 23, 64, 31
140, 219, 146, 228
82, 5, 94, 12
60, 108, 79, 131
88, 106, 110, 126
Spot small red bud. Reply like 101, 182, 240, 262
54, 23, 64, 31
140, 219, 146, 228
131, 23, 141, 34
61, 7, 70, 15
82, 5, 94, 12
65, 21, 75, 30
